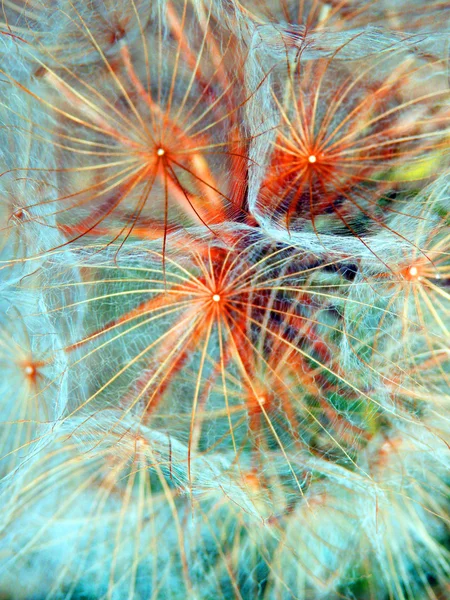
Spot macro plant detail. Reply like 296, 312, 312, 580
0, 1, 449, 600
259, 48, 448, 236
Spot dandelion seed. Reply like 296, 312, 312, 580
256, 40, 449, 248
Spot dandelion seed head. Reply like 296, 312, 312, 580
1, 2, 449, 598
